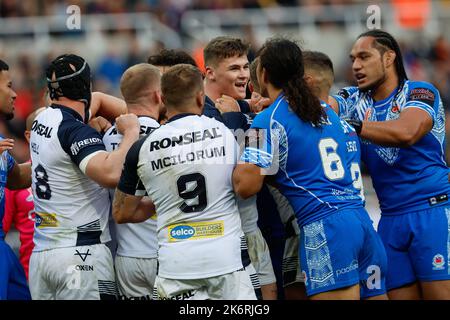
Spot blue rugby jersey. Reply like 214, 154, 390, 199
0, 143, 15, 238
241, 94, 364, 227
333, 80, 450, 215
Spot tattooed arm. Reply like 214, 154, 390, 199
112, 189, 155, 224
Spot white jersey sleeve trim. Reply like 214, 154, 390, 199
79, 150, 108, 174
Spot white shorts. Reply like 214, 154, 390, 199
155, 269, 257, 300
246, 228, 276, 286
115, 255, 157, 300
282, 234, 305, 287
29, 244, 117, 300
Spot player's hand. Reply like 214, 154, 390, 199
215, 95, 241, 113
88, 116, 112, 134
0, 138, 14, 153
115, 113, 140, 136
345, 118, 363, 135
249, 91, 271, 113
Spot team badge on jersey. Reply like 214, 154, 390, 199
391, 104, 400, 114
432, 254, 445, 270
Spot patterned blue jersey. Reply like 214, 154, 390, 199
0, 139, 16, 239
241, 94, 364, 227
333, 80, 449, 215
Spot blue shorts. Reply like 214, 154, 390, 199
378, 205, 450, 291
299, 208, 387, 298
0, 239, 31, 300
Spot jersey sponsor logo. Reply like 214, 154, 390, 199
108, 125, 157, 136
160, 290, 195, 300
31, 120, 53, 138
70, 137, 103, 155
409, 88, 435, 106
335, 260, 359, 277
428, 194, 448, 206
35, 212, 59, 228
432, 254, 445, 270
170, 225, 195, 240
149, 127, 222, 151
168, 221, 224, 242
75, 265, 94, 271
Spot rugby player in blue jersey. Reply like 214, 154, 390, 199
329, 29, 450, 300
234, 38, 388, 300
0, 59, 32, 300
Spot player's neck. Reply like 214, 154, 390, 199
52, 98, 86, 119
127, 104, 159, 121
267, 85, 283, 103
204, 82, 227, 101
371, 72, 399, 101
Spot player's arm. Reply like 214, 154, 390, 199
84, 114, 139, 188
353, 108, 432, 147
112, 136, 155, 223
233, 125, 274, 199
7, 162, 31, 190
112, 190, 155, 224
350, 84, 437, 147
233, 162, 265, 199
89, 92, 127, 122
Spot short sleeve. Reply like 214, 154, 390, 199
117, 136, 148, 196
332, 86, 359, 119
58, 119, 106, 167
240, 111, 274, 169
404, 82, 439, 124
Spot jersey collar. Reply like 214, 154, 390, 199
166, 113, 199, 123
50, 103, 84, 122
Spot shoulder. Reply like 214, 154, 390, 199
335, 86, 359, 99
406, 81, 438, 94
404, 80, 440, 106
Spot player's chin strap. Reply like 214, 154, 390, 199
46, 58, 92, 123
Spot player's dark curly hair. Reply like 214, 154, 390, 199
358, 30, 408, 84
257, 38, 325, 126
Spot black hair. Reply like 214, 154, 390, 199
302, 51, 334, 75
147, 49, 197, 67
357, 29, 408, 84
257, 38, 325, 126
0, 60, 9, 71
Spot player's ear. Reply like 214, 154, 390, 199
248, 81, 254, 93
205, 66, 215, 81
24, 130, 31, 144
262, 67, 269, 85
384, 50, 396, 68
304, 74, 314, 88
196, 90, 205, 108
153, 90, 162, 105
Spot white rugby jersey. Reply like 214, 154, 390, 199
103, 116, 159, 258
118, 114, 244, 279
30, 104, 111, 251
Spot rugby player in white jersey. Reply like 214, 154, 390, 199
113, 64, 256, 300
203, 36, 276, 299
28, 54, 140, 300
103, 64, 163, 300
